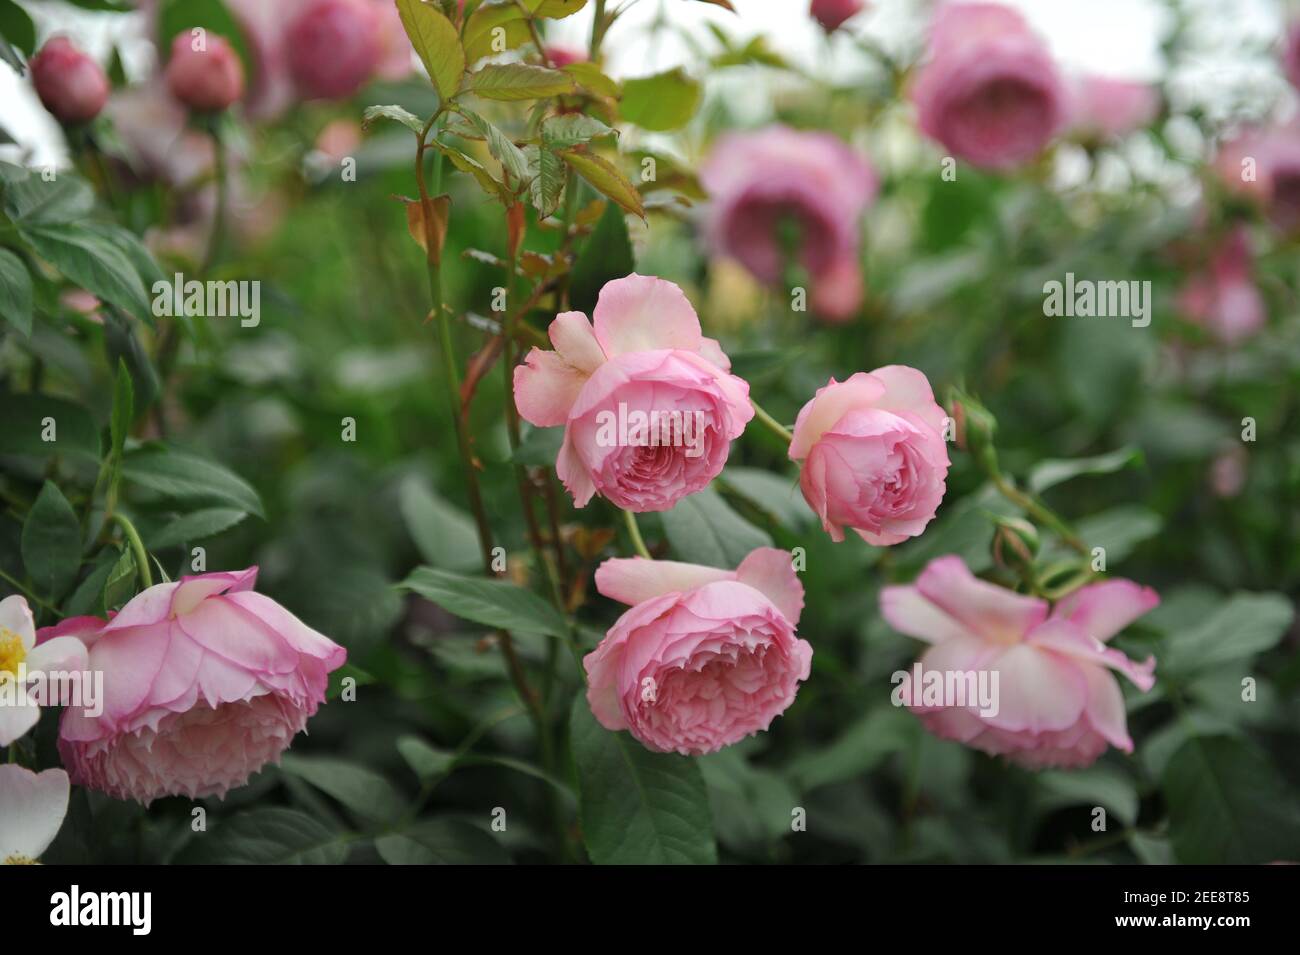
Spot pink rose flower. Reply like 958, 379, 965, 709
29, 36, 110, 124
911, 2, 1068, 169
585, 548, 812, 755
285, 0, 383, 101
882, 556, 1159, 769
47, 568, 346, 805
513, 274, 753, 512
546, 45, 587, 68
1215, 123, 1300, 234
1285, 22, 1300, 92
0, 766, 69, 865
811, 0, 865, 33
1176, 228, 1267, 345
700, 125, 876, 304
164, 33, 246, 112
1069, 74, 1160, 139
789, 366, 950, 545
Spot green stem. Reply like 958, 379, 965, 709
623, 509, 652, 560
201, 124, 227, 276
990, 474, 1088, 556
0, 569, 61, 617
750, 398, 794, 445
111, 512, 153, 589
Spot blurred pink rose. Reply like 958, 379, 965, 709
1069, 74, 1160, 139
48, 568, 346, 805
811, 0, 864, 33
1209, 444, 1247, 498
882, 556, 1158, 769
546, 45, 587, 67
164, 32, 245, 112
1177, 228, 1266, 345
789, 366, 950, 545
700, 125, 876, 307
514, 274, 753, 512
1215, 123, 1300, 234
286, 0, 383, 100
911, 2, 1067, 169
107, 80, 215, 186
29, 36, 110, 124
586, 549, 812, 755
1285, 22, 1300, 91
809, 255, 865, 322
0, 766, 69, 865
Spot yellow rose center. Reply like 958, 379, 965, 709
3, 855, 39, 865
0, 627, 26, 680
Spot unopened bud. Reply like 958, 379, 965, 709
165, 33, 245, 112
811, 0, 865, 34
992, 516, 1040, 574
286, 0, 382, 101
30, 37, 110, 124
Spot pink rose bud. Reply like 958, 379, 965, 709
911, 2, 1067, 169
789, 366, 950, 545
29, 37, 110, 124
882, 557, 1159, 769
165, 32, 245, 111
1215, 123, 1300, 234
1069, 74, 1160, 139
1285, 22, 1300, 92
513, 274, 754, 512
810, 0, 864, 33
586, 549, 812, 755
1176, 228, 1266, 345
546, 45, 587, 68
46, 568, 346, 805
286, 0, 382, 100
701, 125, 876, 290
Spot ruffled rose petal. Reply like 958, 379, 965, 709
788, 373, 887, 461
984, 643, 1088, 733
513, 348, 591, 427
592, 274, 703, 357
735, 548, 805, 624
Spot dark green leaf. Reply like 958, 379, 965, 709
0, 247, 33, 335
375, 820, 510, 864
122, 447, 264, 517
279, 755, 407, 825
148, 508, 248, 549
179, 808, 350, 864
399, 566, 568, 637
661, 488, 772, 568
20, 481, 81, 599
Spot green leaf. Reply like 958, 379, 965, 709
102, 547, 137, 611
1034, 764, 1139, 827
1028, 446, 1143, 494
457, 110, 530, 184
396, 735, 455, 782
432, 141, 508, 201
278, 755, 407, 825
785, 706, 915, 791
399, 566, 568, 637
511, 424, 563, 466
721, 467, 809, 528
64, 554, 116, 618
107, 359, 134, 501
398, 476, 481, 571
526, 144, 565, 218
0, 248, 33, 336
569, 199, 633, 314
699, 748, 800, 853
619, 68, 701, 131
20, 482, 81, 599
558, 148, 645, 218
148, 508, 248, 549
122, 446, 265, 518
326, 662, 375, 700
562, 61, 619, 97
0, 0, 35, 57
362, 104, 424, 134
0, 393, 101, 461
463, 1, 529, 63
396, 0, 465, 101
531, 0, 587, 17
541, 113, 616, 149
1073, 505, 1161, 564
376, 820, 510, 864
465, 63, 575, 101
2, 172, 95, 226
18, 222, 152, 321
179, 809, 350, 864
1163, 735, 1300, 864
569, 695, 717, 865
1160, 592, 1294, 677
661, 488, 772, 568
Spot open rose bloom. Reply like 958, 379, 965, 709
586, 549, 812, 755
49, 568, 346, 805
1176, 227, 1266, 345
882, 556, 1158, 769
790, 366, 950, 545
1068, 74, 1160, 140
911, 2, 1067, 169
700, 125, 876, 320
513, 274, 753, 512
